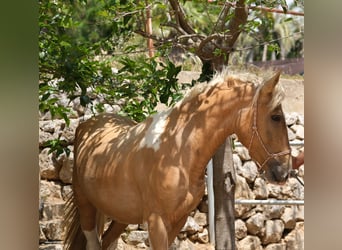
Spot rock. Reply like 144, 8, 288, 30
246, 213, 266, 235
108, 236, 145, 250
235, 175, 255, 217
287, 178, 304, 200
181, 216, 201, 234
197, 228, 209, 243
126, 224, 139, 231
297, 114, 304, 125
291, 124, 304, 139
177, 231, 187, 241
237, 235, 262, 250
262, 203, 285, 219
287, 127, 296, 141
253, 177, 269, 199
39, 243, 64, 250
240, 208, 257, 220
285, 112, 298, 126
138, 222, 148, 231
233, 153, 243, 169
188, 232, 199, 242
267, 183, 289, 199
60, 119, 79, 143
284, 222, 304, 250
171, 238, 214, 250
235, 219, 247, 239
39, 223, 47, 243
40, 180, 63, 201
124, 231, 149, 245
234, 147, 251, 161
40, 120, 57, 133
59, 149, 73, 184
238, 161, 258, 184
39, 131, 54, 147
39, 120, 65, 146
295, 206, 304, 221
262, 219, 285, 244
281, 207, 296, 229
41, 219, 65, 241
193, 211, 207, 227
40, 148, 62, 180
264, 242, 286, 250
41, 199, 65, 221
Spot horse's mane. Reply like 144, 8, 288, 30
175, 69, 284, 110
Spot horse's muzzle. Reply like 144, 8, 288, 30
264, 159, 290, 184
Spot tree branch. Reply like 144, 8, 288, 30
168, 0, 196, 35
226, 0, 248, 50
249, 5, 304, 16
213, 1, 233, 33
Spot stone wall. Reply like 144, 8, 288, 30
39, 110, 304, 250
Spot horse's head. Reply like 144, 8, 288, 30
236, 71, 291, 184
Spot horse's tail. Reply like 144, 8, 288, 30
63, 192, 86, 250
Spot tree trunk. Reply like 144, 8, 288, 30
212, 138, 236, 250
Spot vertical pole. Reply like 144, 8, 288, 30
206, 159, 215, 245
145, 2, 154, 58
212, 137, 236, 250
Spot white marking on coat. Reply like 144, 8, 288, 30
83, 229, 101, 250
139, 109, 171, 151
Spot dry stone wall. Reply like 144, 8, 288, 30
39, 105, 304, 250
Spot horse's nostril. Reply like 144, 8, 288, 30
272, 166, 288, 183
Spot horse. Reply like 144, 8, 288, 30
64, 70, 292, 250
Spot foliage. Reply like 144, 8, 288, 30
39, 0, 183, 155
92, 56, 182, 122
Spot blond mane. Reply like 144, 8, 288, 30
176, 69, 284, 110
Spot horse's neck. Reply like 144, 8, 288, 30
176, 83, 255, 178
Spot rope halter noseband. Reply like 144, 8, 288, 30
247, 97, 291, 171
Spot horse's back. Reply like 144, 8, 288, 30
75, 113, 136, 141
73, 113, 137, 179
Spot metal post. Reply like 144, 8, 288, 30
206, 159, 215, 245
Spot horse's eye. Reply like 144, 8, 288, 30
271, 114, 282, 122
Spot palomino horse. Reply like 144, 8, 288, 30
64, 71, 292, 250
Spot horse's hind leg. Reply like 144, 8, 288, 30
73, 182, 101, 250
101, 220, 127, 250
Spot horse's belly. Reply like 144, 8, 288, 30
102, 195, 143, 224
84, 181, 144, 224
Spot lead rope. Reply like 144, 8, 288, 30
247, 98, 291, 171
290, 169, 305, 186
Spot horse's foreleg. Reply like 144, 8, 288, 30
101, 221, 127, 250
147, 213, 168, 250
167, 214, 189, 245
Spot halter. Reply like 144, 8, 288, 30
247, 98, 291, 171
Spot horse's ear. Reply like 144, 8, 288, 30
260, 70, 281, 102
